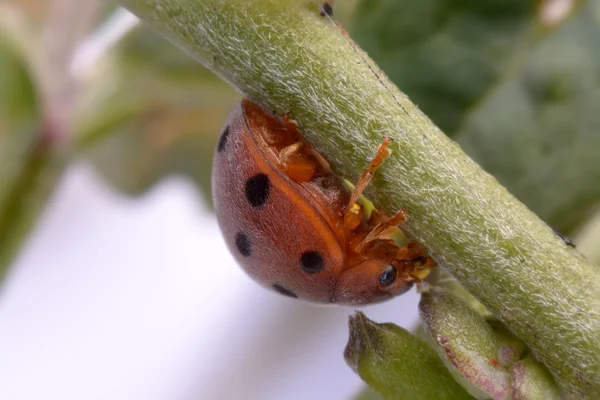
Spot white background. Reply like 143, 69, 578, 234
0, 163, 420, 400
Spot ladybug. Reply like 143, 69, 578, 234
212, 99, 435, 305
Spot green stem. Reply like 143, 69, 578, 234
0, 18, 67, 281
117, 0, 600, 396
0, 125, 67, 280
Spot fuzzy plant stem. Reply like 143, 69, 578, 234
118, 0, 600, 396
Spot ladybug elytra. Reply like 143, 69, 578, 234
212, 99, 435, 305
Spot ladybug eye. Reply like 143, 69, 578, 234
380, 266, 397, 287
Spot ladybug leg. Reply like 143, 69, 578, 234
353, 209, 407, 253
407, 256, 437, 281
280, 113, 335, 181
398, 243, 437, 281
280, 142, 319, 183
344, 137, 393, 229
393, 258, 434, 283
352, 210, 437, 280
277, 114, 315, 182
282, 113, 303, 142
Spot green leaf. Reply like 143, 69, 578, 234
352, 0, 536, 136
457, 1, 600, 233
345, 312, 474, 400
352, 0, 600, 233
425, 269, 527, 367
419, 287, 511, 399
420, 287, 564, 399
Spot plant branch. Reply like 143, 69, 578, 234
0, 0, 105, 280
0, 128, 67, 280
117, 0, 600, 396
40, 0, 109, 142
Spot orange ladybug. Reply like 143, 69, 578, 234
212, 99, 435, 305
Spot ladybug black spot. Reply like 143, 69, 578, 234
380, 266, 397, 287
273, 283, 298, 298
320, 2, 333, 17
245, 173, 270, 207
300, 251, 325, 274
217, 125, 231, 153
235, 232, 252, 257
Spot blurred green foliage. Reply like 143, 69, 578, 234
79, 26, 239, 202
0, 16, 39, 135
352, 0, 535, 136
0, 12, 65, 280
352, 0, 600, 234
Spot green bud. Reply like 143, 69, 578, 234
353, 386, 382, 400
419, 287, 511, 399
344, 312, 473, 400
511, 355, 562, 400
487, 320, 526, 368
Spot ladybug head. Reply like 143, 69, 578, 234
331, 259, 412, 305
